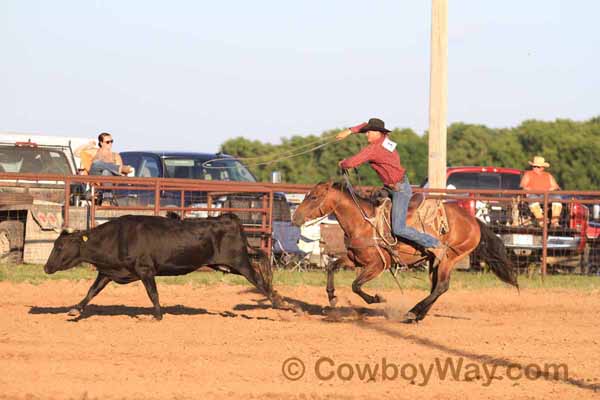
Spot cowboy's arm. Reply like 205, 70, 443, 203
335, 122, 368, 140
339, 145, 374, 169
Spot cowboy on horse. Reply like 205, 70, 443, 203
336, 118, 445, 264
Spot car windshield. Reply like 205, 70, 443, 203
163, 157, 256, 182
0, 146, 71, 175
447, 172, 521, 190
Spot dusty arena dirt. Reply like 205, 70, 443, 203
0, 279, 599, 400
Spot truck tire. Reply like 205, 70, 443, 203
0, 220, 25, 264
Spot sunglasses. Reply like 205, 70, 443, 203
103, 140, 114, 144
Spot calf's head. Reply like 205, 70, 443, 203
44, 229, 89, 274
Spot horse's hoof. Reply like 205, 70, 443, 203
376, 294, 387, 303
67, 308, 81, 317
402, 312, 417, 323
329, 297, 338, 308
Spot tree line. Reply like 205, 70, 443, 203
220, 117, 600, 190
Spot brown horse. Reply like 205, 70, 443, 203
292, 181, 518, 322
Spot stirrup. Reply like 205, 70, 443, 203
380, 243, 402, 264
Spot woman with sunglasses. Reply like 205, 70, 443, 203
89, 132, 132, 176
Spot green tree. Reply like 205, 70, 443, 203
220, 116, 600, 189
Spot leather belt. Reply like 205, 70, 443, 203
385, 176, 407, 192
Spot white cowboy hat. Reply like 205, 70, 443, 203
528, 156, 550, 168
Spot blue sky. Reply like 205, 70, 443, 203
1, 1, 598, 152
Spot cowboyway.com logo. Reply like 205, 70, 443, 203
281, 356, 568, 386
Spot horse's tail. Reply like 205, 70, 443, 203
475, 219, 519, 288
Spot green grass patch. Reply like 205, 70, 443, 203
1, 263, 600, 291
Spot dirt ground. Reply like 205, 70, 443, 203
0, 280, 599, 400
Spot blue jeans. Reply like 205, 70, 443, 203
391, 178, 440, 248
89, 161, 121, 176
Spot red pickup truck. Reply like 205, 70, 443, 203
441, 166, 588, 272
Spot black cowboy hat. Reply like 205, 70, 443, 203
359, 118, 391, 134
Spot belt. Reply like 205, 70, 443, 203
385, 176, 407, 191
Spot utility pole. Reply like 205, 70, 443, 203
428, 0, 448, 188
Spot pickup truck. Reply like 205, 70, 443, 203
0, 135, 87, 263
440, 166, 589, 272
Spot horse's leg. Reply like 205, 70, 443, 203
404, 256, 453, 322
68, 272, 112, 317
326, 259, 339, 307
327, 256, 353, 307
351, 261, 386, 304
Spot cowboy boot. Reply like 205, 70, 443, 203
529, 202, 544, 227
551, 203, 563, 228
428, 244, 449, 268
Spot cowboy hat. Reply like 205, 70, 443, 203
528, 156, 550, 168
359, 118, 391, 134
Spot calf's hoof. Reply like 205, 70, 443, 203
270, 292, 285, 309
402, 311, 418, 324
67, 308, 81, 317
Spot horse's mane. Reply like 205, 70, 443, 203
329, 181, 378, 207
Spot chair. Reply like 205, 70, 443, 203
272, 221, 311, 271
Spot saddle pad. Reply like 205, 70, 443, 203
372, 198, 449, 241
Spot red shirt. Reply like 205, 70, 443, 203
339, 136, 405, 186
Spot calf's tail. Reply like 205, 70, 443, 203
246, 246, 274, 298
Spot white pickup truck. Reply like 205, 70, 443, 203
0, 132, 93, 263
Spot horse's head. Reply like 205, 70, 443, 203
292, 181, 338, 227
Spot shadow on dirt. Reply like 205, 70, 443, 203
356, 319, 600, 393
28, 304, 274, 322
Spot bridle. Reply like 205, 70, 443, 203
301, 184, 340, 227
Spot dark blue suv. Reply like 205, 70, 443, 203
121, 151, 256, 182
119, 151, 290, 222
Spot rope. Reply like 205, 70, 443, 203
201, 135, 339, 169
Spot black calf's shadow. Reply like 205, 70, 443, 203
29, 304, 274, 322
234, 296, 386, 322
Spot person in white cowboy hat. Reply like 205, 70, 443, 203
519, 156, 562, 227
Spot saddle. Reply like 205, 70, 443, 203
369, 189, 449, 246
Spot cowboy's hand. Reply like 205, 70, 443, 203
336, 129, 352, 141
338, 160, 346, 169
349, 122, 368, 133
